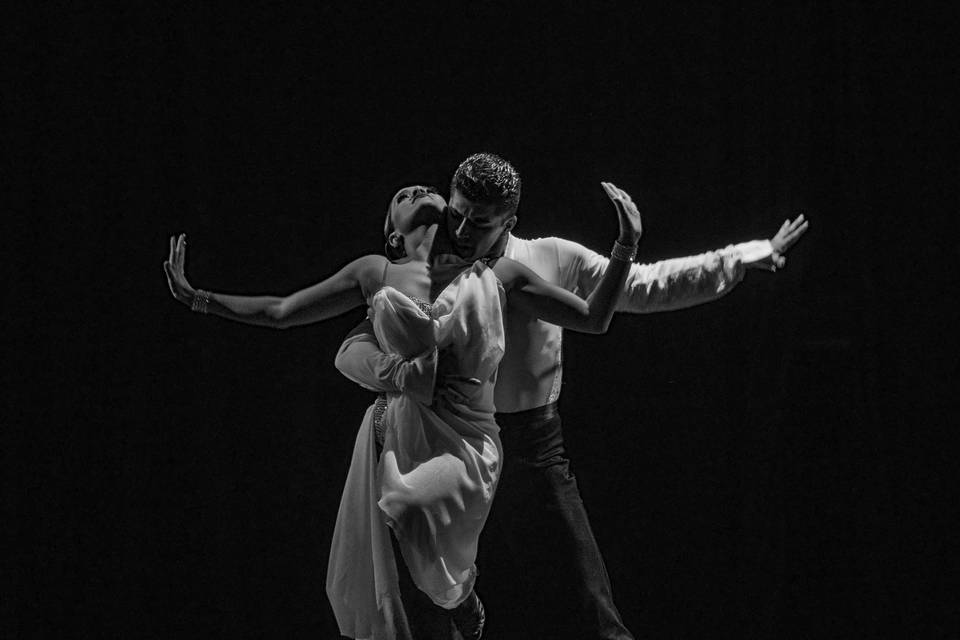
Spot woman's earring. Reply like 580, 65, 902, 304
385, 232, 406, 260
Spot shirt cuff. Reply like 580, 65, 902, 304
732, 239, 773, 264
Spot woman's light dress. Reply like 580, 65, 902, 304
326, 262, 505, 640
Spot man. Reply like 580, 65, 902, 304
336, 153, 808, 639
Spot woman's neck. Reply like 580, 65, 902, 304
407, 223, 439, 261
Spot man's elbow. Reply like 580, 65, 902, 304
333, 348, 353, 375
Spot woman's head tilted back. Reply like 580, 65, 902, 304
383, 185, 446, 260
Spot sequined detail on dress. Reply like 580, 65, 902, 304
408, 296, 433, 316
372, 296, 433, 445
373, 395, 388, 444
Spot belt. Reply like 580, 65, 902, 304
494, 401, 559, 427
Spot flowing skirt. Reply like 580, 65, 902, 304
326, 395, 500, 639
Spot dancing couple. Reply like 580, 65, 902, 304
164, 153, 807, 639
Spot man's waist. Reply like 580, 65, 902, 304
494, 401, 559, 427
494, 402, 564, 462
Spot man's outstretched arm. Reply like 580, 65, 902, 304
554, 215, 808, 313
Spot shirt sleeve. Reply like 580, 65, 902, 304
334, 319, 437, 404
551, 237, 773, 314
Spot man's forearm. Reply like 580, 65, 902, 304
614, 241, 772, 313
335, 332, 437, 403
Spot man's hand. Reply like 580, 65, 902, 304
770, 214, 809, 268
752, 214, 809, 270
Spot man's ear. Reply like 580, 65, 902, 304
387, 231, 404, 248
504, 215, 517, 232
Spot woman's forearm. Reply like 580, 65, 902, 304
187, 257, 376, 329
581, 240, 635, 333
502, 239, 636, 335
197, 291, 287, 328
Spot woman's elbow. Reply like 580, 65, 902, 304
267, 300, 292, 329
582, 310, 615, 334
585, 320, 610, 335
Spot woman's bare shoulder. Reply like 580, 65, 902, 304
350, 254, 390, 297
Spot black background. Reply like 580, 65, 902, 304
9, 2, 958, 638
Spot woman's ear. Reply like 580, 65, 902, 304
385, 231, 407, 260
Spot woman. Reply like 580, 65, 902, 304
163, 181, 642, 639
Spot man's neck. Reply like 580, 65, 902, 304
429, 231, 512, 264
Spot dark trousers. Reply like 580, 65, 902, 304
481, 403, 635, 640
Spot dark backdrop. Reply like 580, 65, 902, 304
9, 3, 957, 638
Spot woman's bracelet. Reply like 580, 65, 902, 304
611, 240, 638, 262
190, 289, 211, 314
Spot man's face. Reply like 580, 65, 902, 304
445, 189, 515, 261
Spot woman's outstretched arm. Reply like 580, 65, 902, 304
163, 233, 384, 329
496, 182, 642, 334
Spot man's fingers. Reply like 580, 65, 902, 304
787, 214, 806, 233
785, 220, 810, 246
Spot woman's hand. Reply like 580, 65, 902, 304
164, 233, 195, 305
601, 182, 642, 246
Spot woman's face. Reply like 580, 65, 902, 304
388, 185, 446, 235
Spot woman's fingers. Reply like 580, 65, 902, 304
163, 261, 178, 297
601, 181, 616, 201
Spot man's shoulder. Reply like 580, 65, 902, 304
507, 234, 594, 259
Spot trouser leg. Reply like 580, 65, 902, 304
490, 412, 635, 640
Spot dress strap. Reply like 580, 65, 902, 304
379, 258, 390, 290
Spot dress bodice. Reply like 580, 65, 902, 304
369, 261, 506, 404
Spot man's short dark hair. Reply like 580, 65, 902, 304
450, 153, 522, 217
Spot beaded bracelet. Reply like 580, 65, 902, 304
190, 289, 211, 314
610, 240, 638, 262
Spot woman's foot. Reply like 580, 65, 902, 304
450, 590, 485, 640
